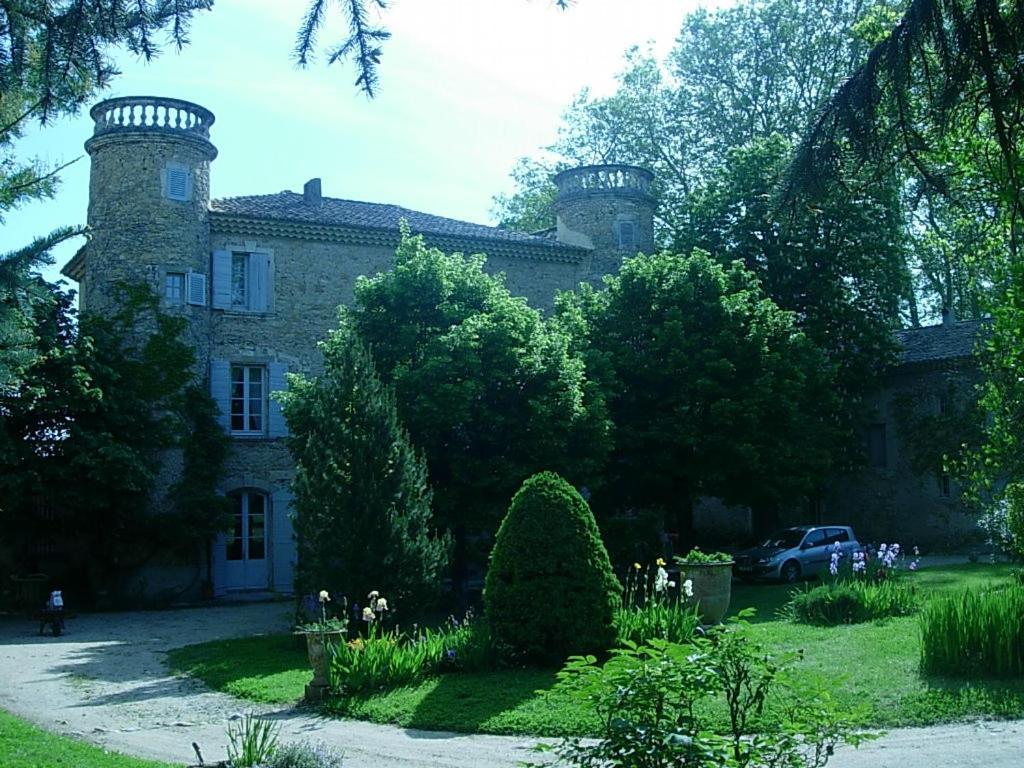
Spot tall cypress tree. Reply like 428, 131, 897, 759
280, 325, 450, 613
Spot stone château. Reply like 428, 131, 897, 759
62, 96, 979, 599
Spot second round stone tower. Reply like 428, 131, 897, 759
82, 96, 217, 316
552, 164, 656, 284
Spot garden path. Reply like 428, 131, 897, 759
0, 602, 1020, 768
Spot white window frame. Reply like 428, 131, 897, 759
164, 272, 185, 303
230, 364, 267, 435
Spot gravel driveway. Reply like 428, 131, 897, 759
0, 603, 1021, 767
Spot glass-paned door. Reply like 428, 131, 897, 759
224, 492, 268, 591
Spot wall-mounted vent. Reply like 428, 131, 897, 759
166, 163, 190, 201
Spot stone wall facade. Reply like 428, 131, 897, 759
69, 96, 637, 598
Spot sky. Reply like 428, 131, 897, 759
3, 0, 726, 285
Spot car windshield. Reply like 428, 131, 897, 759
760, 529, 806, 549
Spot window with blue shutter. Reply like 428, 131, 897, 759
212, 248, 272, 312
268, 362, 288, 438
209, 360, 231, 432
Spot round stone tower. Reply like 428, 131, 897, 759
82, 96, 217, 314
552, 164, 656, 283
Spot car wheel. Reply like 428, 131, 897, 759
781, 560, 801, 584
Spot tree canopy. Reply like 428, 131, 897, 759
345, 228, 611, 584
564, 250, 839, 539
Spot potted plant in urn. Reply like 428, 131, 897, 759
297, 589, 347, 702
674, 548, 734, 624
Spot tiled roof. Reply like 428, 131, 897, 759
895, 319, 984, 366
209, 192, 586, 260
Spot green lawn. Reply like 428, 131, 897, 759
0, 710, 176, 768
167, 563, 1024, 736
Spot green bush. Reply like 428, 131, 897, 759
551, 624, 869, 768
484, 471, 621, 662
787, 579, 918, 626
920, 585, 1024, 677
674, 547, 732, 564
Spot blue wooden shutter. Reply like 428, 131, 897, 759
248, 252, 270, 312
209, 359, 231, 432
211, 250, 232, 310
185, 271, 207, 306
271, 487, 296, 594
212, 532, 229, 597
268, 362, 288, 437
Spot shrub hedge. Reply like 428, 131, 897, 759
484, 471, 621, 662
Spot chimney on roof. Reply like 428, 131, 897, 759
303, 177, 322, 205
941, 305, 956, 327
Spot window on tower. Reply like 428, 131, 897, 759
616, 220, 637, 250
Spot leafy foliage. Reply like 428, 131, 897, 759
0, 283, 227, 602
564, 251, 839, 538
280, 323, 449, 612
675, 548, 732, 565
347, 228, 611, 584
484, 472, 620, 662
548, 624, 870, 768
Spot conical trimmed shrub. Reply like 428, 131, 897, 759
484, 471, 620, 662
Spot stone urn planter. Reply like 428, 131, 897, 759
677, 559, 735, 625
301, 629, 345, 702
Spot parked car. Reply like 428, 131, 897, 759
733, 526, 862, 583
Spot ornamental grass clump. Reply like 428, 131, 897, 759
484, 471, 620, 663
330, 610, 492, 695
787, 579, 918, 626
786, 541, 920, 626
920, 585, 1024, 678
615, 559, 699, 645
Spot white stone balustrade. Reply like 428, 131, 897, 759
90, 96, 215, 140
554, 164, 654, 199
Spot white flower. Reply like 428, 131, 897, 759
682, 579, 694, 598
375, 597, 389, 612
654, 566, 670, 594
362, 606, 375, 622
367, 590, 379, 601
318, 590, 330, 603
